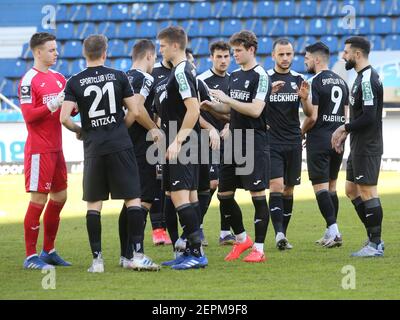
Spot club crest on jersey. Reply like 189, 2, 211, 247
56, 80, 63, 88
244, 80, 250, 88
291, 82, 298, 90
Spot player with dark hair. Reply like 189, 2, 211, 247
157, 26, 208, 269
266, 37, 312, 250
19, 32, 71, 270
118, 39, 163, 267
202, 30, 284, 263
60, 34, 162, 272
197, 40, 235, 246
302, 41, 349, 247
332, 36, 385, 257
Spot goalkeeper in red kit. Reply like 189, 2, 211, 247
19, 32, 71, 270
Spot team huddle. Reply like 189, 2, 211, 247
19, 27, 384, 272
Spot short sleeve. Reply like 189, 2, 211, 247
197, 79, 211, 102
64, 77, 77, 103
140, 76, 153, 99
175, 67, 197, 100
254, 73, 269, 101
121, 72, 135, 99
310, 77, 320, 105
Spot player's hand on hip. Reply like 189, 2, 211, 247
166, 139, 181, 161
297, 81, 310, 100
209, 127, 220, 150
271, 81, 285, 94
209, 89, 229, 103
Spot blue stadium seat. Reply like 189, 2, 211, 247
137, 21, 158, 38
320, 36, 339, 53
182, 20, 200, 37
235, 1, 254, 18
4, 60, 27, 78
192, 1, 211, 19
363, 0, 383, 16
255, 1, 275, 18
1, 78, 14, 97
88, 4, 108, 22
131, 3, 150, 20
68, 4, 87, 22
342, 0, 361, 15
375, 17, 393, 34
190, 38, 209, 55
20, 43, 33, 59
258, 37, 273, 55
385, 0, 400, 16
265, 19, 285, 36
200, 20, 220, 37
298, 0, 317, 17
369, 35, 383, 51
221, 19, 242, 37
357, 17, 372, 35
171, 2, 190, 19
287, 19, 306, 36
296, 36, 317, 54
214, 1, 233, 18
55, 59, 70, 77
197, 57, 211, 74
292, 55, 305, 73
158, 20, 177, 30
56, 23, 75, 40
276, 1, 296, 17
108, 39, 125, 58
71, 59, 86, 75
395, 17, 400, 33
98, 22, 116, 39
318, 0, 339, 17
110, 4, 129, 21
384, 34, 400, 50
119, 22, 137, 39
264, 56, 273, 70
244, 19, 264, 36
63, 41, 83, 58
308, 18, 327, 36
55, 5, 68, 22
228, 61, 239, 73
153, 3, 170, 20
330, 17, 353, 36
114, 58, 130, 71
76, 22, 96, 40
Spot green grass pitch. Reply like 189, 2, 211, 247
0, 171, 399, 300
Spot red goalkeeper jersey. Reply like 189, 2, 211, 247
18, 68, 66, 154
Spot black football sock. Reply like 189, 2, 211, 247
330, 191, 339, 220
282, 195, 293, 235
252, 196, 269, 243
176, 203, 201, 257
364, 198, 383, 245
127, 206, 146, 255
164, 195, 178, 249
316, 190, 337, 227
218, 194, 245, 235
269, 192, 284, 234
198, 191, 211, 226
86, 210, 101, 259
150, 189, 164, 230
351, 196, 369, 238
118, 205, 128, 258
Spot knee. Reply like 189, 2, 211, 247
31, 192, 48, 206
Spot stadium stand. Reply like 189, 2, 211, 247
1, 0, 400, 114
